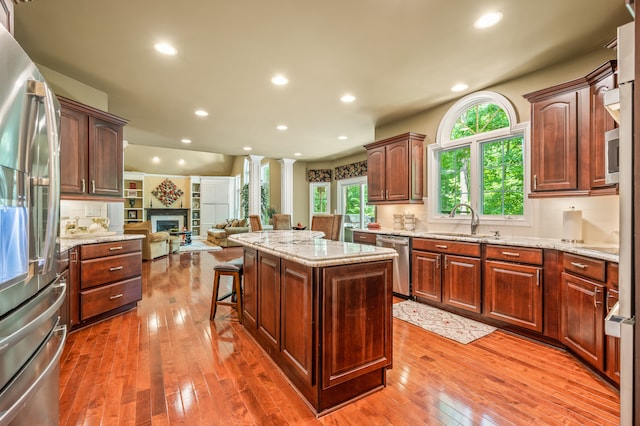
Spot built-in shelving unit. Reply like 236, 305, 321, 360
124, 172, 144, 224
191, 177, 201, 237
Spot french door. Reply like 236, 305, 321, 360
337, 177, 375, 242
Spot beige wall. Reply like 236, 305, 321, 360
38, 64, 109, 111
143, 175, 191, 209
370, 48, 618, 243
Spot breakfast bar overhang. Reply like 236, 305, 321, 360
229, 230, 397, 416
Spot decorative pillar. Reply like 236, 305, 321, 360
248, 155, 264, 216
279, 158, 296, 215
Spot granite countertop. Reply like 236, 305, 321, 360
59, 234, 144, 252
354, 228, 619, 263
229, 230, 398, 267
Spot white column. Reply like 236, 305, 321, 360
279, 158, 296, 215
248, 155, 264, 215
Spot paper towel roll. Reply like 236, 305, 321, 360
562, 209, 583, 242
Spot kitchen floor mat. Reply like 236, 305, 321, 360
392, 300, 496, 344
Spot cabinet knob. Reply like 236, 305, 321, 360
81, 179, 86, 193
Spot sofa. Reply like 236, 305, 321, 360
123, 221, 170, 260
207, 218, 249, 247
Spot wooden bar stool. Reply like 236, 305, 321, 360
210, 258, 243, 321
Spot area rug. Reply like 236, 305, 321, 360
392, 300, 496, 344
178, 240, 223, 253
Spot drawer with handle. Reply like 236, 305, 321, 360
412, 238, 480, 257
563, 253, 606, 282
80, 277, 142, 321
352, 231, 377, 245
486, 245, 543, 265
80, 252, 142, 289
80, 239, 142, 260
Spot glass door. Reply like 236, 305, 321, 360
309, 182, 330, 227
338, 177, 375, 242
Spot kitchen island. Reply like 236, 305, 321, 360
229, 230, 397, 416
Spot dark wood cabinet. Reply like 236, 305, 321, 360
365, 132, 425, 204
484, 246, 544, 332
605, 288, 621, 384
412, 238, 481, 313
59, 96, 127, 199
561, 252, 608, 370
0, 0, 13, 34
240, 247, 393, 415
257, 251, 281, 353
68, 239, 142, 328
524, 61, 617, 197
411, 250, 441, 302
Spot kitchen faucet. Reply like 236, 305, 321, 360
449, 203, 480, 235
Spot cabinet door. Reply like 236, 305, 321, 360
561, 272, 605, 370
280, 260, 314, 386
605, 288, 620, 384
60, 107, 89, 195
242, 248, 258, 330
484, 260, 543, 332
410, 137, 424, 200
258, 252, 281, 352
442, 255, 481, 313
590, 74, 617, 189
0, 0, 13, 34
88, 117, 123, 196
366, 146, 386, 202
321, 261, 392, 389
411, 251, 441, 302
385, 140, 410, 201
531, 91, 578, 192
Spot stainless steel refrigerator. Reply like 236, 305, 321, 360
604, 17, 636, 426
0, 25, 66, 425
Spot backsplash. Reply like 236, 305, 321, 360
376, 195, 620, 244
60, 200, 125, 236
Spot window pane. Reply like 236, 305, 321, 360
480, 136, 524, 216
450, 103, 509, 140
313, 185, 328, 214
438, 147, 470, 214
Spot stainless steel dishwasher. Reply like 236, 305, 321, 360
376, 235, 411, 297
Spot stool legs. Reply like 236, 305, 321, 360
210, 270, 243, 321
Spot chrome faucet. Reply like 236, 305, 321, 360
449, 203, 480, 235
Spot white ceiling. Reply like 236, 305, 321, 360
13, 0, 631, 174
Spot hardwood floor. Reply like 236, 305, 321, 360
59, 248, 620, 425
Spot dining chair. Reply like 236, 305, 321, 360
248, 214, 263, 231
272, 214, 292, 230
311, 215, 335, 240
329, 214, 343, 241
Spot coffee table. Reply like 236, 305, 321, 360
170, 230, 192, 246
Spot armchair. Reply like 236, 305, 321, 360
123, 221, 170, 260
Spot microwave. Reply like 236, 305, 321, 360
605, 127, 619, 184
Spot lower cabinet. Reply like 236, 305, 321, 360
412, 238, 481, 313
561, 252, 607, 371
241, 247, 393, 415
484, 245, 544, 332
69, 239, 142, 328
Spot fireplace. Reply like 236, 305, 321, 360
146, 208, 189, 232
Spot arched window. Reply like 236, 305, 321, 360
429, 91, 529, 224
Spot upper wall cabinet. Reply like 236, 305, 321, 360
0, 0, 14, 35
365, 132, 425, 204
59, 97, 128, 199
524, 61, 617, 197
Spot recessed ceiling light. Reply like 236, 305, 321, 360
152, 156, 160, 163
181, 138, 192, 144
338, 135, 348, 140
178, 159, 185, 165
243, 146, 252, 151
154, 42, 177, 55
341, 94, 356, 103
474, 11, 503, 29
271, 74, 288, 85
294, 152, 302, 157
451, 83, 469, 92
194, 110, 208, 117
276, 124, 288, 130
